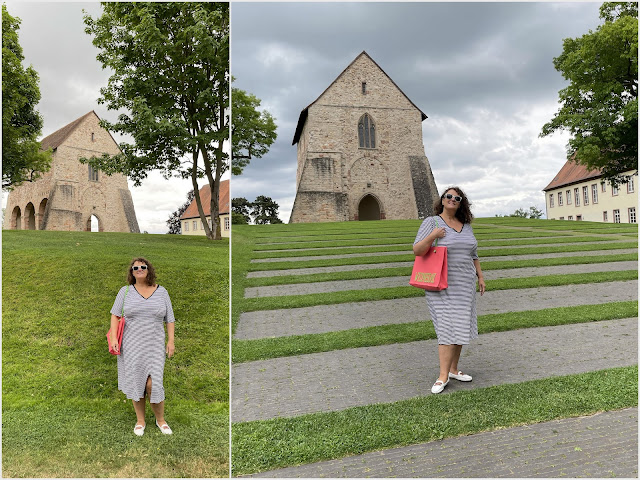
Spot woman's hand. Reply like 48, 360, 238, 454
166, 340, 175, 358
110, 334, 119, 354
478, 277, 486, 296
433, 227, 446, 239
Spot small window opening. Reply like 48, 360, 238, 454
362, 82, 366, 94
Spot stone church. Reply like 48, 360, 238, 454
289, 51, 439, 223
4, 111, 139, 233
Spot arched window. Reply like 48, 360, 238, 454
358, 114, 375, 149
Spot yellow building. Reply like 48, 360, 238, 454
543, 161, 637, 223
180, 179, 230, 237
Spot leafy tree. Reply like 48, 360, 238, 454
509, 206, 544, 219
232, 197, 252, 224
232, 211, 248, 225
83, 2, 229, 239
541, 2, 638, 185
251, 195, 283, 225
166, 189, 195, 234
2, 5, 52, 190
231, 87, 277, 175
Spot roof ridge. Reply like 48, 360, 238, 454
40, 110, 97, 151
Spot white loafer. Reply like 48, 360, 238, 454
156, 420, 173, 435
134, 423, 145, 436
431, 379, 449, 394
449, 371, 472, 382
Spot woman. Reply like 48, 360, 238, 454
109, 257, 176, 435
413, 187, 485, 394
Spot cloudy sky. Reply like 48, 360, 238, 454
231, 2, 603, 221
3, 1, 228, 234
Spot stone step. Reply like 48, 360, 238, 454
234, 280, 638, 340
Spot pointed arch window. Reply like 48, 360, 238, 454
358, 114, 376, 149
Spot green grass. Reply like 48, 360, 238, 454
3, 230, 229, 477
232, 366, 638, 475
232, 301, 638, 363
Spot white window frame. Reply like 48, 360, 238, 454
629, 207, 636, 224
193, 220, 198, 230
592, 184, 598, 204
574, 188, 580, 206
601, 182, 606, 192
603, 211, 608, 222
558, 191, 563, 206
566, 190, 572, 205
549, 194, 554, 208
612, 185, 619, 196
224, 217, 230, 230
184, 221, 189, 232
582, 186, 589, 205
613, 209, 621, 223
568, 215, 574, 220
627, 177, 635, 193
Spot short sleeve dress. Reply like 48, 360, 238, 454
414, 215, 479, 345
111, 285, 175, 403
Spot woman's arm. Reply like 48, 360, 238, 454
473, 258, 486, 296
413, 228, 445, 256
109, 314, 120, 353
166, 322, 175, 358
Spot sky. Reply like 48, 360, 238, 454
231, 2, 603, 222
3, 2, 229, 234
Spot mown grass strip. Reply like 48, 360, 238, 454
251, 240, 638, 259
231, 366, 638, 475
245, 253, 639, 287
240, 270, 638, 312
232, 301, 637, 363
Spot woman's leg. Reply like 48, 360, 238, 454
132, 398, 146, 426
145, 376, 167, 425
437, 344, 456, 382
450, 344, 463, 374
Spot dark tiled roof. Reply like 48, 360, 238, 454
40, 111, 96, 150
180, 179, 230, 219
543, 159, 602, 191
292, 51, 427, 145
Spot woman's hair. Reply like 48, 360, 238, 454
127, 257, 157, 286
433, 186, 474, 224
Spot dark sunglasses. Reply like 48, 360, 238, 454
132, 265, 148, 271
443, 193, 463, 202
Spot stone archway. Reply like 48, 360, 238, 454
86, 214, 101, 232
38, 198, 48, 230
358, 194, 381, 221
24, 203, 36, 230
11, 206, 22, 230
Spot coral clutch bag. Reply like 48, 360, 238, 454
409, 237, 448, 291
107, 285, 128, 355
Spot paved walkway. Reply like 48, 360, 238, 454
244, 261, 638, 298
246, 248, 638, 278
235, 280, 637, 339
248, 407, 638, 478
232, 318, 637, 422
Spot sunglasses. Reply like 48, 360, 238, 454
443, 194, 463, 202
132, 265, 148, 271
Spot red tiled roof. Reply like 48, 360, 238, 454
180, 179, 230, 219
543, 159, 602, 191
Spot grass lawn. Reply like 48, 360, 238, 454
2, 230, 229, 478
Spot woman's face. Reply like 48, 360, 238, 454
131, 261, 149, 282
442, 189, 462, 211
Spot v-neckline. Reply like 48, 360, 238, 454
438, 215, 464, 233
133, 284, 159, 300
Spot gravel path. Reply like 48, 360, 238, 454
244, 261, 638, 298
246, 248, 638, 278
234, 280, 637, 340
232, 318, 637, 422
247, 408, 638, 478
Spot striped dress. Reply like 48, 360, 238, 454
414, 216, 479, 345
111, 285, 175, 403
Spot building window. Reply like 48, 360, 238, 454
576, 215, 582, 221
184, 221, 189, 232
612, 185, 619, 196
549, 194, 554, 208
224, 217, 230, 230
88, 165, 99, 182
558, 191, 563, 206
613, 209, 620, 223
627, 177, 635, 193
358, 113, 375, 149
559, 217, 565, 220
601, 182, 606, 192
629, 208, 636, 224
362, 82, 366, 94
603, 211, 608, 222
193, 220, 198, 230
582, 186, 589, 205
574, 188, 580, 206
566, 190, 571, 205
592, 184, 598, 204
568, 215, 574, 220
91, 132, 95, 142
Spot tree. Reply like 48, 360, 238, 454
2, 5, 52, 190
509, 206, 544, 219
83, 2, 229, 239
232, 211, 248, 225
231, 87, 277, 175
166, 189, 195, 234
251, 195, 283, 225
540, 2, 638, 185
232, 197, 252, 224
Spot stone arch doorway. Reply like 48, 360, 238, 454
11, 206, 22, 230
38, 198, 48, 230
86, 214, 101, 232
358, 194, 382, 221
24, 203, 36, 230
